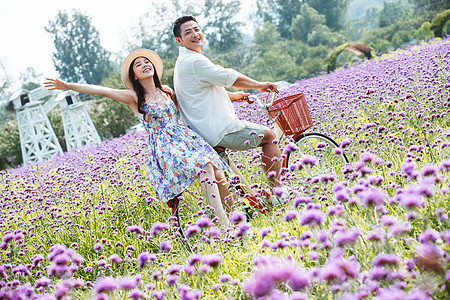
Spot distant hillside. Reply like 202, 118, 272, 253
348, 0, 396, 18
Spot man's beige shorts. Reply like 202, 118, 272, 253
216, 121, 266, 150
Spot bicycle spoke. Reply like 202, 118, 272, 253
286, 133, 349, 186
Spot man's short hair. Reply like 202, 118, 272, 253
173, 15, 199, 38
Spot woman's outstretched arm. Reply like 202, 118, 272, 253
44, 78, 137, 107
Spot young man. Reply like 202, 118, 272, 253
172, 15, 287, 202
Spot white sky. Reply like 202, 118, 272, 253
0, 0, 254, 90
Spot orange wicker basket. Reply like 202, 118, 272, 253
267, 92, 313, 135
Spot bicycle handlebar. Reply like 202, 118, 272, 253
248, 91, 279, 109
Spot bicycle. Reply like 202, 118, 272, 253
167, 90, 349, 247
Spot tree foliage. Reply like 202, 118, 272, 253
256, 0, 350, 38
88, 73, 137, 140
0, 119, 21, 169
45, 10, 114, 84
203, 0, 243, 53
430, 9, 450, 37
379, 0, 411, 27
408, 0, 450, 12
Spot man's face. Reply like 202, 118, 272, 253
176, 20, 204, 53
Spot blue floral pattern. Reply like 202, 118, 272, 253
139, 97, 229, 203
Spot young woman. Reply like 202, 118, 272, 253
44, 49, 233, 228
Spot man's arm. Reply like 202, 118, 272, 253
231, 73, 277, 93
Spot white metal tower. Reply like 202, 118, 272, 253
10, 86, 101, 164
57, 91, 101, 150
10, 88, 62, 164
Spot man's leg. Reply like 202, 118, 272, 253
259, 128, 281, 187
216, 122, 282, 188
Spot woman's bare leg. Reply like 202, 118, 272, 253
199, 162, 230, 228
213, 166, 233, 213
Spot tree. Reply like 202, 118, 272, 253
88, 73, 137, 140
408, 0, 450, 12
46, 10, 114, 85
256, 0, 302, 38
256, 0, 350, 38
124, 0, 202, 61
243, 22, 306, 82
290, 4, 326, 41
345, 7, 380, 40
203, 0, 243, 54
307, 0, 350, 31
379, 1, 411, 27
0, 119, 21, 169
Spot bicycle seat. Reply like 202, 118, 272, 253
213, 146, 227, 153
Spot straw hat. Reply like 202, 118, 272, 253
121, 49, 163, 90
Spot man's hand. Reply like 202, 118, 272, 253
227, 91, 251, 102
257, 82, 277, 93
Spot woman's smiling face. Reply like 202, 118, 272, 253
133, 57, 155, 80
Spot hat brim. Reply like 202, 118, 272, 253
121, 49, 163, 90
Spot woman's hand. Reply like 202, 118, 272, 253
43, 78, 70, 91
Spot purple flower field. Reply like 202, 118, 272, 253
1, 38, 449, 299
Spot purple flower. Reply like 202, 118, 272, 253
128, 289, 146, 300
137, 252, 156, 268
301, 155, 317, 167
177, 284, 202, 300
335, 229, 361, 247
299, 209, 324, 226
117, 275, 141, 289
202, 253, 223, 268
108, 254, 122, 264
195, 216, 212, 228
370, 266, 388, 281
319, 262, 343, 283
372, 253, 401, 267
32, 254, 45, 266
166, 264, 182, 275
159, 241, 172, 253
339, 138, 352, 148
390, 221, 411, 236
94, 276, 117, 294
284, 210, 298, 222
421, 164, 437, 177
150, 222, 170, 236
218, 274, 231, 283
187, 254, 202, 266
235, 222, 251, 237
260, 227, 271, 239
283, 142, 298, 154
35, 277, 52, 288
359, 187, 385, 207
400, 191, 424, 208
185, 225, 200, 237
286, 269, 311, 291
229, 210, 245, 224
93, 243, 103, 251
418, 229, 440, 244
380, 215, 397, 227
152, 290, 166, 300
126, 225, 144, 234
294, 196, 311, 207
166, 274, 178, 286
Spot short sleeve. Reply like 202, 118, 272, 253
193, 57, 238, 88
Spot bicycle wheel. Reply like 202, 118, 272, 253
285, 132, 349, 185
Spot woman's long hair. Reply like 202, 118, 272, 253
128, 59, 177, 116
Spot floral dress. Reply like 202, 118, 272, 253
139, 96, 229, 203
